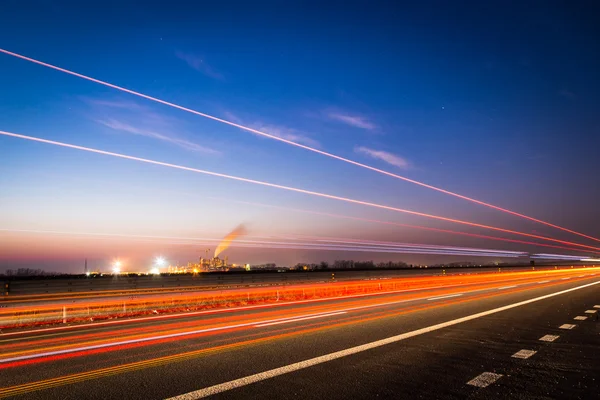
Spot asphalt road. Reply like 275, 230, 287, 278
0, 268, 598, 399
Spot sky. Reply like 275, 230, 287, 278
1, 1, 599, 273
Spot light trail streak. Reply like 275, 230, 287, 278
0, 228, 529, 258
1, 129, 599, 252
0, 272, 588, 363
0, 277, 597, 398
203, 198, 591, 253
1, 47, 596, 243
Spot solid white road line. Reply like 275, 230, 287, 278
574, 316, 588, 321
559, 324, 576, 330
427, 294, 463, 301
539, 334, 560, 342
498, 285, 517, 290
585, 310, 597, 314
512, 349, 536, 359
466, 372, 503, 388
255, 312, 347, 327
164, 280, 600, 400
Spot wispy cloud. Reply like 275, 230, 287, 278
355, 146, 410, 169
328, 113, 376, 131
251, 123, 320, 148
97, 119, 221, 155
84, 98, 146, 111
87, 98, 220, 155
175, 51, 224, 81
222, 111, 320, 148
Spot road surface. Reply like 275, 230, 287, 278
0, 267, 598, 399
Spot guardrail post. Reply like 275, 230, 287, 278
123, 301, 126, 314
62, 306, 67, 324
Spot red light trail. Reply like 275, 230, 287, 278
216, 198, 591, 253
1, 129, 599, 253
0, 47, 596, 243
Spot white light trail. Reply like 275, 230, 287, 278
2, 129, 600, 252
0, 47, 597, 243
0, 228, 528, 257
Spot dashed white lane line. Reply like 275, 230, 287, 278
164, 280, 600, 400
512, 349, 537, 359
574, 316, 588, 321
498, 285, 517, 290
467, 372, 503, 388
427, 294, 463, 301
537, 280, 550, 284
559, 324, 576, 330
539, 334, 560, 342
255, 312, 347, 327
594, 305, 600, 309
561, 277, 570, 280
585, 310, 597, 314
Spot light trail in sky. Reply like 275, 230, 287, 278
1, 47, 596, 243
7, 170, 584, 254
1, 129, 600, 253
1, 228, 528, 258
209, 198, 590, 253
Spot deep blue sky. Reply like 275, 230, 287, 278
1, 1, 599, 272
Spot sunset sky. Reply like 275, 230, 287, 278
1, 1, 599, 273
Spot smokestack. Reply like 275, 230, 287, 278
214, 224, 247, 258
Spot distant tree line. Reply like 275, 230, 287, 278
1, 268, 57, 277
293, 260, 410, 270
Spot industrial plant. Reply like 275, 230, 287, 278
167, 224, 247, 273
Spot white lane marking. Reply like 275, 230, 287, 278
427, 294, 463, 301
466, 372, 503, 388
537, 281, 550, 284
512, 349, 536, 359
574, 316, 588, 321
593, 305, 600, 309
255, 312, 347, 327
498, 285, 517, 290
539, 334, 560, 342
585, 310, 597, 314
164, 280, 600, 400
561, 278, 570, 280
559, 324, 576, 330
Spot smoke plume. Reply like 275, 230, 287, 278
214, 224, 247, 258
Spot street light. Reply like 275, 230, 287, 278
112, 260, 121, 274
155, 256, 166, 266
